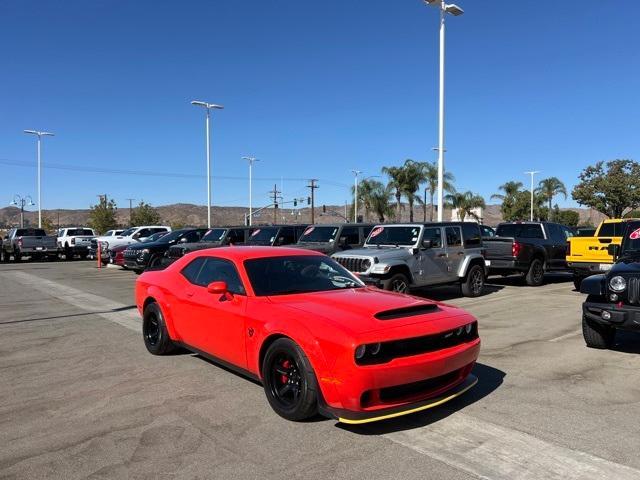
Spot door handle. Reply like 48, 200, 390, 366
437, 253, 446, 258
185, 291, 194, 298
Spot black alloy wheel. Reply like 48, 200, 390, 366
382, 273, 410, 294
262, 338, 318, 421
525, 258, 545, 286
142, 302, 176, 355
462, 265, 485, 297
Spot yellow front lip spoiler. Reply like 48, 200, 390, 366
338, 375, 478, 425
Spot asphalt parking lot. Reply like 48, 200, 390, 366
1, 261, 640, 480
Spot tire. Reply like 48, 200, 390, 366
582, 315, 615, 349
262, 338, 318, 421
0, 248, 8, 263
381, 273, 410, 294
461, 264, 485, 297
147, 255, 163, 270
65, 245, 74, 260
12, 250, 21, 263
573, 276, 584, 291
142, 302, 176, 355
525, 258, 545, 286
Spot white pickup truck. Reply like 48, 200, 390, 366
57, 227, 96, 260
92, 226, 172, 265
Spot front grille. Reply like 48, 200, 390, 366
335, 256, 370, 273
356, 322, 478, 366
90, 239, 98, 249
123, 249, 140, 259
378, 369, 461, 403
628, 277, 640, 304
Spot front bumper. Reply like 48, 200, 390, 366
124, 255, 147, 270
327, 373, 477, 424
583, 300, 640, 331
568, 262, 612, 277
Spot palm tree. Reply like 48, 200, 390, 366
423, 161, 456, 221
369, 183, 394, 222
536, 177, 567, 221
350, 178, 383, 222
446, 191, 486, 222
399, 159, 427, 223
381, 165, 405, 221
491, 181, 523, 202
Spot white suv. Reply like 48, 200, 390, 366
93, 226, 172, 254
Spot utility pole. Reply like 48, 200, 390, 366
307, 179, 319, 224
126, 198, 135, 226
351, 170, 362, 223
270, 184, 281, 224
524, 171, 540, 221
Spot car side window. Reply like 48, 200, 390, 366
341, 227, 359, 245
227, 229, 244, 244
462, 223, 482, 247
561, 226, 575, 239
278, 227, 296, 245
548, 224, 565, 242
183, 230, 201, 243
445, 227, 462, 247
151, 228, 167, 234
423, 227, 442, 248
181, 257, 206, 283
195, 258, 246, 295
137, 228, 151, 238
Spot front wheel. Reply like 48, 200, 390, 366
0, 248, 8, 263
582, 315, 615, 349
573, 276, 584, 291
142, 302, 176, 355
262, 338, 318, 421
525, 258, 545, 286
381, 273, 410, 294
12, 250, 21, 263
461, 264, 485, 297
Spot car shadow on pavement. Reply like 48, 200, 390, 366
410, 284, 505, 302
611, 330, 640, 354
488, 272, 573, 288
337, 362, 505, 435
0, 305, 138, 325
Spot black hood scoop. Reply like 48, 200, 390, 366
374, 304, 440, 320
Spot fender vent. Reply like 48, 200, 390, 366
374, 304, 440, 320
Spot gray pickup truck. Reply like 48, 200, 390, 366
332, 222, 487, 297
1, 228, 59, 262
295, 223, 375, 255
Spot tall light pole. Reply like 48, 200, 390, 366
23, 130, 54, 228
191, 100, 224, 228
241, 156, 259, 226
351, 170, 362, 223
423, 0, 464, 221
10, 195, 35, 228
525, 171, 540, 221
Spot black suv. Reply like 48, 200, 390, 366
244, 225, 308, 246
580, 220, 640, 349
124, 228, 207, 273
166, 226, 251, 262
295, 223, 375, 255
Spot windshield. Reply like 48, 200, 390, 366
247, 227, 279, 245
66, 229, 94, 236
620, 222, 640, 255
143, 232, 167, 243
202, 228, 228, 242
120, 228, 136, 237
244, 255, 364, 296
153, 230, 188, 244
16, 229, 47, 237
365, 226, 421, 246
298, 226, 339, 243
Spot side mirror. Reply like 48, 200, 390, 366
339, 236, 348, 245
180, 237, 188, 243
422, 239, 433, 249
207, 281, 228, 295
608, 244, 620, 259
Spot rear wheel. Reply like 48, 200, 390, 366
461, 264, 485, 297
582, 315, 615, 349
381, 273, 410, 294
525, 258, 545, 286
142, 302, 176, 355
12, 250, 21, 263
148, 254, 163, 270
262, 338, 318, 421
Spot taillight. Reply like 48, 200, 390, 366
512, 241, 521, 257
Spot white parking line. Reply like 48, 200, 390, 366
384, 413, 640, 480
2, 270, 140, 332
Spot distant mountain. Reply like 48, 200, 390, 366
0, 203, 605, 232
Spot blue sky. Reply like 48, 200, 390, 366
1, 0, 639, 211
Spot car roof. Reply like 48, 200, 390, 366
193, 246, 325, 261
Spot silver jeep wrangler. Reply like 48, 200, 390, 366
332, 222, 487, 297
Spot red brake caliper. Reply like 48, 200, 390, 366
280, 359, 291, 384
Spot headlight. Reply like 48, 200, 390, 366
355, 345, 366, 360
141, 248, 150, 255
355, 343, 382, 362
609, 276, 626, 292
361, 259, 372, 270
371, 264, 391, 274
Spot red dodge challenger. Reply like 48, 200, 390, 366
135, 247, 480, 424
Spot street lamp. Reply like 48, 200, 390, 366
10, 195, 35, 228
241, 156, 259, 226
23, 130, 54, 228
351, 170, 362, 223
423, 0, 464, 221
191, 100, 224, 228
525, 171, 540, 221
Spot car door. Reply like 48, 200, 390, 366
173, 257, 248, 368
445, 226, 464, 279
417, 227, 449, 284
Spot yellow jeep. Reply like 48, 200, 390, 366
567, 218, 638, 289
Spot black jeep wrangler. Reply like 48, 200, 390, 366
580, 220, 640, 349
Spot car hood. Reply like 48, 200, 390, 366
335, 246, 412, 261
266, 287, 467, 335
127, 240, 172, 251
610, 257, 640, 275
